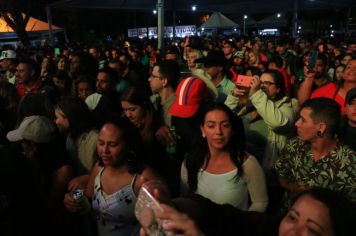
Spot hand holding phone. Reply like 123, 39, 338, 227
307, 51, 318, 73
235, 75, 252, 89
135, 186, 174, 236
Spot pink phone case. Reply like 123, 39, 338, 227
236, 75, 252, 88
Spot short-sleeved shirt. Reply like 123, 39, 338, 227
274, 138, 356, 210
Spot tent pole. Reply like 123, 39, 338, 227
292, 0, 299, 38
46, 6, 54, 47
157, 0, 164, 53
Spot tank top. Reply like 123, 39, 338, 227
92, 167, 140, 236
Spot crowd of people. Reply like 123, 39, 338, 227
0, 34, 355, 236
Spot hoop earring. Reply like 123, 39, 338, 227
317, 131, 324, 137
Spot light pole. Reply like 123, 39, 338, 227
243, 15, 247, 36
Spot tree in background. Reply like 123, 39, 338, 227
0, 0, 31, 48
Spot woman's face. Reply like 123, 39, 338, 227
54, 108, 70, 134
248, 52, 258, 65
295, 107, 319, 142
77, 82, 93, 100
57, 58, 66, 70
187, 52, 198, 69
342, 60, 356, 82
200, 109, 232, 151
260, 73, 280, 99
341, 55, 352, 66
279, 195, 334, 236
97, 123, 124, 166
121, 101, 145, 128
335, 66, 344, 81
53, 77, 65, 89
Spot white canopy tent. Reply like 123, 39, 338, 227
198, 12, 239, 30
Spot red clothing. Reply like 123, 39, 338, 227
277, 68, 291, 96
259, 53, 268, 62
229, 67, 239, 83
310, 82, 345, 113
16, 79, 42, 97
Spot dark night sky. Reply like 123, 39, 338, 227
22, 1, 355, 41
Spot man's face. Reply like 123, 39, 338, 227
165, 53, 177, 61
345, 98, 356, 126
0, 59, 10, 71
222, 43, 234, 56
70, 56, 81, 74
96, 72, 113, 93
314, 59, 326, 79
89, 48, 99, 60
267, 42, 275, 52
15, 63, 33, 84
149, 65, 164, 94
276, 45, 286, 55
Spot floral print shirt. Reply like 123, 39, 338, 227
274, 138, 356, 210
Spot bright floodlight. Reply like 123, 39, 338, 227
153, 9, 157, 14
234, 28, 237, 31
298, 26, 302, 30
277, 13, 281, 18
244, 15, 248, 19
202, 27, 205, 31
330, 24, 333, 28
192, 5, 197, 11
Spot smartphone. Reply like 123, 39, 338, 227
307, 51, 319, 72
235, 75, 252, 89
135, 187, 173, 236
54, 47, 61, 56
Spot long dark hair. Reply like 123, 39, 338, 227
54, 96, 95, 139
185, 102, 246, 192
120, 86, 156, 143
97, 118, 144, 174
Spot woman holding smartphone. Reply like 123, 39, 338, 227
226, 70, 298, 172
64, 118, 161, 236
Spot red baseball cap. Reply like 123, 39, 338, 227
169, 77, 208, 118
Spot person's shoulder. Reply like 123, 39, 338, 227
285, 137, 305, 148
335, 142, 356, 159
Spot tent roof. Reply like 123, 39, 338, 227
199, 12, 238, 29
0, 14, 62, 33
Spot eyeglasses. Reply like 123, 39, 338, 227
260, 81, 276, 86
150, 74, 162, 79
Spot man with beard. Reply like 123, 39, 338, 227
297, 53, 332, 105
85, 67, 122, 126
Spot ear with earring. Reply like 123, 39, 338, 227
317, 130, 324, 138
202, 133, 206, 138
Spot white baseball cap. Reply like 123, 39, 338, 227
7, 116, 56, 143
0, 50, 16, 60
